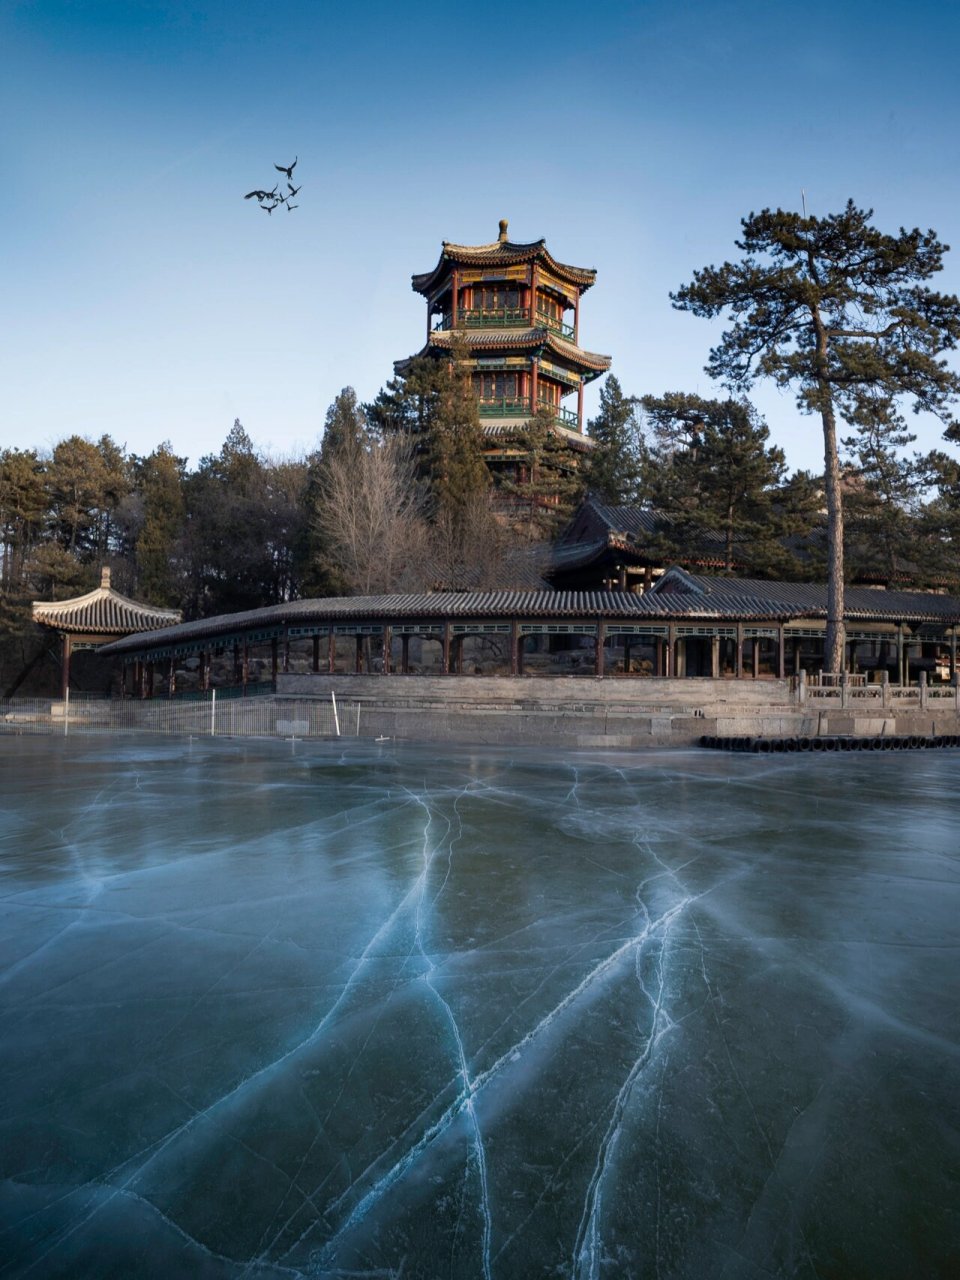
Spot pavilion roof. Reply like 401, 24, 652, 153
411, 229, 598, 297
32, 568, 182, 636
395, 328, 612, 377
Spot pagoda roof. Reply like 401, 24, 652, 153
411, 225, 598, 296
395, 328, 612, 377
32, 568, 182, 636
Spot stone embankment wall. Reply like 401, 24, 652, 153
277, 673, 960, 748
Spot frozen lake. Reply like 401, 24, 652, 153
1, 736, 958, 1279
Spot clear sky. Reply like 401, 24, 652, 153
3, 0, 959, 474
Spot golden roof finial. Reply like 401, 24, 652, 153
498, 218, 509, 244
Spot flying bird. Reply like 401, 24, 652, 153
286, 203, 298, 212
274, 157, 297, 180
287, 183, 301, 197
244, 189, 271, 201
262, 201, 279, 214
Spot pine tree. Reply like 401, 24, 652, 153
503, 408, 587, 539
428, 329, 489, 519
585, 376, 644, 504
134, 444, 186, 606
641, 394, 790, 573
673, 201, 960, 671
841, 397, 928, 585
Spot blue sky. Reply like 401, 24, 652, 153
2, 0, 959, 474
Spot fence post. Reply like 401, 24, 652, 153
210, 688, 216, 737
64, 686, 70, 737
797, 668, 806, 705
919, 669, 927, 710
840, 672, 847, 708
882, 669, 889, 709
331, 690, 340, 736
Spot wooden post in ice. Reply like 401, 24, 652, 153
331, 690, 340, 736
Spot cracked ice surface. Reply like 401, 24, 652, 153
1, 738, 959, 1279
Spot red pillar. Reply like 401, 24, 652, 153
577, 379, 584, 432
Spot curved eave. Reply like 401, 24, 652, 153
411, 239, 598, 296
395, 330, 611, 377
32, 587, 182, 636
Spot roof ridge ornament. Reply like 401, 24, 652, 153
498, 218, 509, 244
100, 566, 111, 591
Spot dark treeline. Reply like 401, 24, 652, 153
5, 371, 959, 642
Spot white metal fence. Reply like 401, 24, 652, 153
0, 691, 357, 739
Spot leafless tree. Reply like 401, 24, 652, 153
427, 491, 548, 590
313, 435, 430, 595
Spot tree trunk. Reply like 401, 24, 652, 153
810, 301, 845, 674
820, 395, 846, 672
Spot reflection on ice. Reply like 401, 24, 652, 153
1, 736, 959, 1278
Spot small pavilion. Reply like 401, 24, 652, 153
32, 568, 181, 698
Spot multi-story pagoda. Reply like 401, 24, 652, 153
395, 220, 611, 475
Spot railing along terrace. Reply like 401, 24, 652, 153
535, 309, 575, 340
540, 400, 580, 428
802, 671, 960, 710
431, 308, 575, 340
478, 397, 532, 418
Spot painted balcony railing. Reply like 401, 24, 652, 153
478, 397, 531, 417
536, 309, 575, 340
431, 307, 576, 340
539, 399, 580, 428
458, 307, 531, 328
478, 398, 582, 430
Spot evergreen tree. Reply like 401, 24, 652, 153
320, 386, 368, 464
0, 449, 45, 593
133, 444, 186, 606
503, 408, 587, 539
841, 397, 929, 585
641, 394, 790, 573
673, 201, 960, 671
585, 376, 644, 504
365, 357, 446, 442
428, 329, 489, 519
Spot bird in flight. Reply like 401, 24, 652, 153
244, 164, 300, 213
